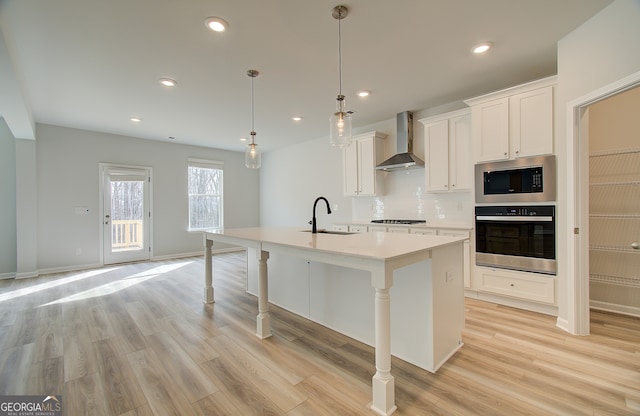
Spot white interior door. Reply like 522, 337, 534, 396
102, 166, 151, 264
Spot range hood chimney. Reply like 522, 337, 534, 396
375, 111, 424, 171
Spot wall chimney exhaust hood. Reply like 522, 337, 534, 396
376, 111, 424, 171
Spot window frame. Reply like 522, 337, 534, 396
187, 158, 224, 232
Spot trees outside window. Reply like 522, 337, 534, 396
188, 162, 223, 231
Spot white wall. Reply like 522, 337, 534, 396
260, 133, 351, 228
556, 0, 640, 328
34, 124, 260, 272
0, 118, 16, 277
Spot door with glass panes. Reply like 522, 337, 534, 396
102, 166, 151, 264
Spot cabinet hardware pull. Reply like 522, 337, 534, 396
632, 242, 639, 250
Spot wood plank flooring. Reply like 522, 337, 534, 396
0, 252, 638, 415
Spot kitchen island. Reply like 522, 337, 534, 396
204, 227, 466, 416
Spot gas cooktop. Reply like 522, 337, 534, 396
370, 219, 427, 225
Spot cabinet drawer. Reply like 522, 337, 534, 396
348, 225, 368, 233
410, 228, 437, 235
438, 229, 470, 238
332, 224, 349, 232
368, 225, 388, 232
387, 226, 409, 234
479, 268, 555, 304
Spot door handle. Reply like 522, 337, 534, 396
632, 241, 639, 250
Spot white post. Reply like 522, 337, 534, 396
203, 237, 214, 303
256, 249, 272, 339
370, 285, 396, 415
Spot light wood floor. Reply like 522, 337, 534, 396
0, 252, 638, 415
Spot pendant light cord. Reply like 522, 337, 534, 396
251, 74, 255, 139
338, 8, 342, 96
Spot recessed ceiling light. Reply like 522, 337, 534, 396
130, 117, 142, 123
357, 90, 370, 97
159, 78, 177, 87
240, 137, 248, 142
292, 116, 303, 121
205, 17, 229, 32
472, 42, 493, 54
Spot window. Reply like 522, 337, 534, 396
188, 159, 223, 231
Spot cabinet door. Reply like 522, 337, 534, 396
343, 143, 359, 196
425, 120, 450, 192
510, 86, 553, 158
473, 97, 509, 162
357, 137, 376, 196
449, 113, 472, 190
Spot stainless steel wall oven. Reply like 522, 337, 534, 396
475, 205, 556, 275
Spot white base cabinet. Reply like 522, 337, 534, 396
465, 76, 556, 163
246, 244, 464, 373
474, 265, 555, 305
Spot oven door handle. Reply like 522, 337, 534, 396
476, 215, 554, 222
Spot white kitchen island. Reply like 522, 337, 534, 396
204, 227, 466, 416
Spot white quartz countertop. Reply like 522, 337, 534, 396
206, 227, 466, 261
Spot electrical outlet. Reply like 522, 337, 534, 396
446, 271, 453, 282
75, 248, 82, 256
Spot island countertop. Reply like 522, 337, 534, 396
205, 226, 466, 262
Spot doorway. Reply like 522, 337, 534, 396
587, 86, 640, 316
100, 164, 152, 265
569, 70, 640, 334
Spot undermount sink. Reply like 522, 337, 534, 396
301, 230, 355, 235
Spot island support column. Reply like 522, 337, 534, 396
370, 269, 397, 415
204, 238, 214, 304
256, 249, 272, 339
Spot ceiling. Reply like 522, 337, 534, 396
0, 0, 612, 152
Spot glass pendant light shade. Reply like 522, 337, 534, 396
245, 135, 261, 169
330, 95, 352, 147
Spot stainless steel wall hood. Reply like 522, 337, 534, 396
376, 111, 425, 171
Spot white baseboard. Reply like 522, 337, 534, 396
34, 263, 103, 278
0, 272, 16, 280
153, 247, 244, 261
591, 300, 640, 318
152, 251, 203, 261
555, 317, 570, 332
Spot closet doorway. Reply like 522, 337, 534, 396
587, 86, 640, 317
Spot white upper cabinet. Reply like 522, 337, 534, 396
420, 109, 472, 192
465, 76, 556, 163
343, 131, 386, 196
509, 86, 554, 158
470, 98, 510, 162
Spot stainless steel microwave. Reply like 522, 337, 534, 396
475, 155, 556, 203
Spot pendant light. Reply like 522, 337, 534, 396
329, 5, 352, 148
245, 69, 261, 169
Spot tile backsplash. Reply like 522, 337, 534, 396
352, 169, 473, 226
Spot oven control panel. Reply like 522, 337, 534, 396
476, 206, 554, 217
